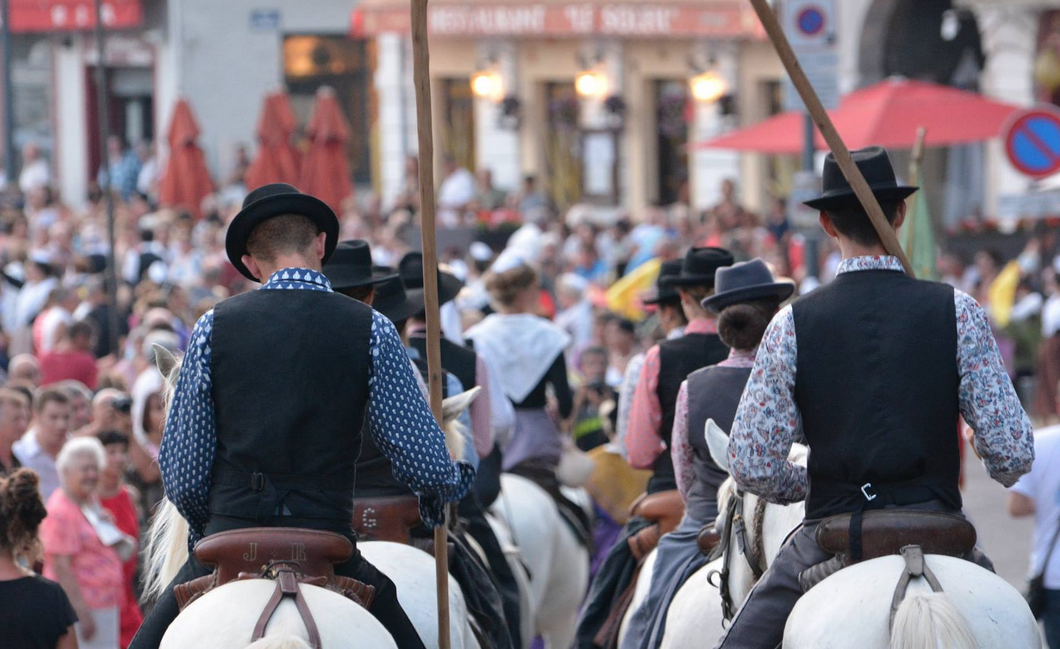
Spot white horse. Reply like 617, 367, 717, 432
656, 420, 807, 649
488, 472, 591, 649
144, 346, 482, 649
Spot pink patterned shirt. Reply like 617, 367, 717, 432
41, 489, 124, 609
627, 318, 718, 470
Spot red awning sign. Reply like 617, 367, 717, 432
350, 2, 764, 39
2, 0, 142, 33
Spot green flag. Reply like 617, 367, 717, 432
900, 171, 937, 280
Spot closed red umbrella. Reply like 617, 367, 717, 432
698, 78, 1021, 153
158, 99, 214, 218
299, 87, 353, 213
246, 92, 301, 189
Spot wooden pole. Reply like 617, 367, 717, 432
904, 127, 927, 262
410, 0, 451, 647
94, 0, 121, 355
748, 0, 914, 277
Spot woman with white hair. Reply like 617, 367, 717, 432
40, 437, 127, 649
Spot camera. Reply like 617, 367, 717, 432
111, 396, 132, 413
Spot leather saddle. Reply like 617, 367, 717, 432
816, 510, 976, 563
626, 490, 684, 562
352, 495, 423, 545
174, 528, 377, 648
697, 525, 721, 557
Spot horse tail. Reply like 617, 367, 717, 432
245, 637, 313, 649
141, 498, 190, 603
890, 592, 977, 649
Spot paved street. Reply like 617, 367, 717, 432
962, 451, 1034, 588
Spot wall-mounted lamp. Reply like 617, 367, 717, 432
471, 70, 503, 101
690, 70, 727, 104
575, 70, 608, 98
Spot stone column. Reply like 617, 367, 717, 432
53, 36, 88, 209
375, 32, 414, 210
474, 42, 521, 192
690, 42, 740, 211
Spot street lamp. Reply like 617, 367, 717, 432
471, 70, 502, 101
575, 70, 608, 98
690, 70, 727, 104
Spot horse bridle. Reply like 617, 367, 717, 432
709, 488, 769, 622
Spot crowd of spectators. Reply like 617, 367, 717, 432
2, 138, 1060, 646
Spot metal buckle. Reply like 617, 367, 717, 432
861, 482, 877, 501
251, 472, 266, 492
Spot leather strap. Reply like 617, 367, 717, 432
251, 566, 322, 648
888, 545, 944, 631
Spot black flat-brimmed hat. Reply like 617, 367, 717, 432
701, 258, 795, 313
668, 247, 735, 288
642, 259, 684, 305
226, 183, 340, 281
372, 273, 426, 324
803, 146, 918, 211
398, 252, 463, 307
322, 240, 398, 290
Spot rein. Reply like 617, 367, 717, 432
709, 488, 769, 621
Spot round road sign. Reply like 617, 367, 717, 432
797, 7, 826, 36
1004, 107, 1060, 179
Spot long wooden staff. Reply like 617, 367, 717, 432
410, 0, 451, 647
904, 127, 927, 262
748, 0, 915, 277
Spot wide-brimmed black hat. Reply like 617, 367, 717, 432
668, 247, 734, 288
399, 252, 463, 306
642, 259, 684, 305
226, 183, 340, 281
322, 240, 398, 290
372, 273, 426, 324
701, 258, 795, 313
803, 147, 918, 211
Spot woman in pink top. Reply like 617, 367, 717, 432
41, 437, 125, 649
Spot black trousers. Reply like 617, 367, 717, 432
129, 519, 426, 649
574, 516, 652, 648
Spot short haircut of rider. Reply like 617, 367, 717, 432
824, 199, 903, 247
245, 213, 320, 263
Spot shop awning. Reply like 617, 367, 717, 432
350, 0, 764, 39
3, 0, 142, 33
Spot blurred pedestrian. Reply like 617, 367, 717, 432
9, 353, 41, 387
1009, 424, 1060, 648
13, 387, 71, 500
0, 469, 79, 649
97, 431, 144, 648
0, 389, 30, 477
41, 437, 127, 649
40, 321, 100, 389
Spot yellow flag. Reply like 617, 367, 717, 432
606, 258, 662, 321
988, 260, 1021, 328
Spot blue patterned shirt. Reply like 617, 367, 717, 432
727, 255, 1035, 503
159, 267, 475, 546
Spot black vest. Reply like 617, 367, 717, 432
209, 288, 372, 528
354, 356, 451, 498
686, 365, 752, 523
651, 331, 730, 493
792, 270, 962, 520
408, 333, 478, 394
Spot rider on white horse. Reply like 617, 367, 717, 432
578, 246, 733, 647
622, 259, 793, 649
713, 147, 1036, 649
322, 245, 515, 649
129, 183, 475, 649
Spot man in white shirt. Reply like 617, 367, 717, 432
18, 142, 50, 194
12, 386, 71, 500
1009, 424, 1060, 648
437, 156, 477, 227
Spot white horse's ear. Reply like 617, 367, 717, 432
705, 418, 731, 474
153, 343, 178, 379
442, 387, 482, 426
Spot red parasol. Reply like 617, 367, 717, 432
698, 78, 1020, 154
158, 99, 214, 218
246, 92, 302, 190
299, 87, 353, 213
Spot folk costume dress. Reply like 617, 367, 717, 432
714, 256, 1036, 649
130, 268, 474, 649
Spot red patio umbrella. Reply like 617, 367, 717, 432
245, 92, 301, 190
698, 78, 1021, 153
158, 99, 214, 218
299, 87, 353, 213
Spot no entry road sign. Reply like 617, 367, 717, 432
1004, 107, 1060, 179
